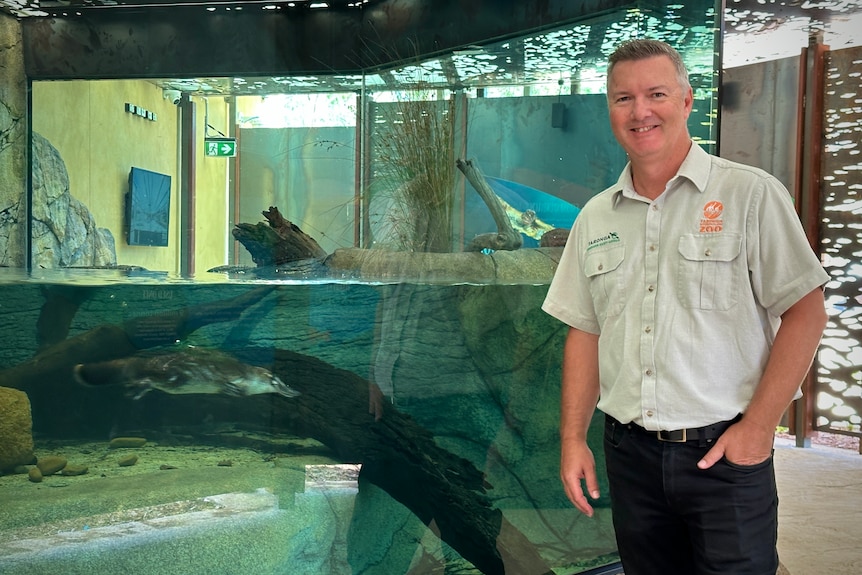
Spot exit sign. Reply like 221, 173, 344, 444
205, 138, 236, 157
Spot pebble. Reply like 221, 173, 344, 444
118, 454, 139, 467
36, 456, 67, 476
109, 437, 147, 449
159, 464, 178, 470
61, 464, 89, 476
28, 467, 43, 483
217, 460, 233, 467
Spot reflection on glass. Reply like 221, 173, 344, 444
6, 2, 719, 573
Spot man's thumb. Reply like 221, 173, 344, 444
697, 445, 723, 470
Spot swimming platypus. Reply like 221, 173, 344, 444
73, 347, 300, 400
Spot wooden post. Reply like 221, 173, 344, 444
793, 31, 828, 448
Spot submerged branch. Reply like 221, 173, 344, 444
264, 347, 554, 575
456, 159, 522, 252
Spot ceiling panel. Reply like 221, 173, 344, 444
0, 0, 376, 18
8, 0, 862, 97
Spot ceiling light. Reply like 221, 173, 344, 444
310, 2, 329, 7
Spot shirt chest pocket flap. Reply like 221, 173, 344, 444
584, 244, 626, 317
678, 233, 742, 310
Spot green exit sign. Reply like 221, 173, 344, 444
205, 138, 236, 157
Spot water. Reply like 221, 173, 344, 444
0, 273, 618, 575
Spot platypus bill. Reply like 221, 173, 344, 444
73, 347, 300, 400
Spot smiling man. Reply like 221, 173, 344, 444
542, 39, 829, 574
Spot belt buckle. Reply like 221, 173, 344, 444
657, 429, 687, 442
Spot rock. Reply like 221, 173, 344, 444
36, 455, 67, 476
0, 387, 35, 472
217, 460, 233, 467
109, 437, 147, 449
539, 227, 569, 247
117, 454, 138, 467
28, 467, 43, 483
30, 132, 117, 269
159, 464, 177, 470
61, 464, 88, 476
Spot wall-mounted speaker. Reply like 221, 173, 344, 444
551, 102, 567, 129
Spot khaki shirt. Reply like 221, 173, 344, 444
542, 143, 829, 430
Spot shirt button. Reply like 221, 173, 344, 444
645, 369, 653, 376
646, 411, 654, 417
649, 245, 656, 252
705, 249, 712, 256
645, 326, 652, 333
652, 205, 659, 211
648, 285, 655, 292
598, 264, 604, 270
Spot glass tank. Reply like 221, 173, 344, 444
1, 2, 719, 574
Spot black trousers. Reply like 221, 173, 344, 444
604, 416, 779, 575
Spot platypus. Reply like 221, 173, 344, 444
73, 347, 300, 400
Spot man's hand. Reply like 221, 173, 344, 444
697, 419, 774, 470
561, 440, 601, 517
699, 287, 826, 471
368, 382, 385, 421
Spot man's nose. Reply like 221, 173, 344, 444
631, 97, 651, 120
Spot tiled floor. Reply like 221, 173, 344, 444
774, 438, 862, 575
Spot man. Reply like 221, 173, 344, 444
542, 39, 829, 575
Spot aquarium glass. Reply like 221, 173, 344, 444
6, 1, 720, 574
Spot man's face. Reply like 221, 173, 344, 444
607, 55, 693, 162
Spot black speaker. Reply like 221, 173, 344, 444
722, 81, 740, 112
551, 102, 567, 129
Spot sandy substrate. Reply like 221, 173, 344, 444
0, 435, 334, 535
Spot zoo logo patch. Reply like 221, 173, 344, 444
700, 201, 723, 233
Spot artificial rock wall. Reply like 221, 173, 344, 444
0, 14, 27, 268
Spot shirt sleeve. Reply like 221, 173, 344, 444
542, 217, 602, 334
747, 174, 830, 317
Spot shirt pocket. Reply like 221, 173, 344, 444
584, 244, 626, 318
677, 233, 743, 310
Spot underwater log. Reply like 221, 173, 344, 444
232, 206, 327, 266
456, 159, 523, 253
261, 348, 553, 575
36, 285, 91, 352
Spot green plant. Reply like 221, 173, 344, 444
368, 70, 459, 253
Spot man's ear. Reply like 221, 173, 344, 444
684, 86, 694, 118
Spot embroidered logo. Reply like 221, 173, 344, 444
587, 231, 621, 251
700, 201, 723, 233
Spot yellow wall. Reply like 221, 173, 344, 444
192, 94, 231, 275
31, 79, 230, 276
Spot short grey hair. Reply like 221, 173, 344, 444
607, 39, 690, 93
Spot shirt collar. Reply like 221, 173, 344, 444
610, 165, 633, 208
676, 142, 711, 192
611, 141, 710, 208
